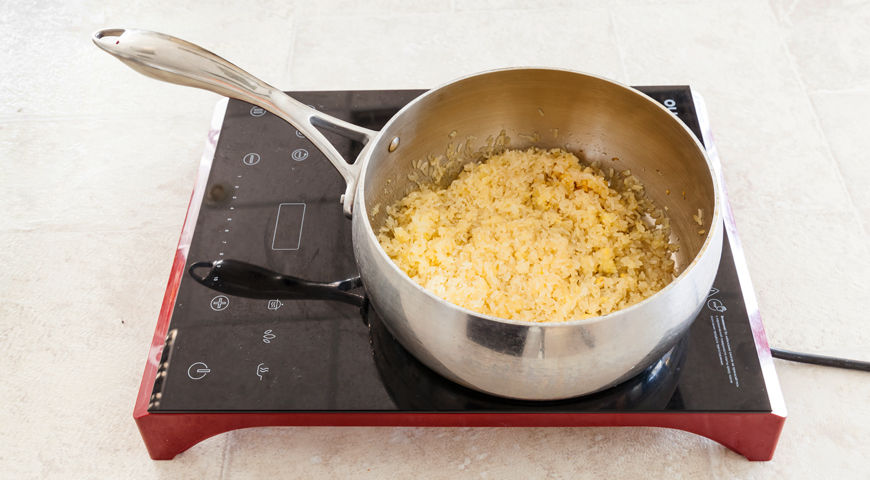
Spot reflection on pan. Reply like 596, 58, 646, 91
367, 307, 688, 411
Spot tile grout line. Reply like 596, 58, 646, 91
293, 5, 576, 20
607, 7, 631, 84
806, 86, 870, 95
0, 113, 212, 123
219, 431, 233, 480
283, 15, 298, 89
763, 0, 870, 241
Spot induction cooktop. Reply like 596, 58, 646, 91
134, 87, 786, 461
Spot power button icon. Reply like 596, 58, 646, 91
187, 362, 211, 380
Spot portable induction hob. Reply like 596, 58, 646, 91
134, 87, 786, 461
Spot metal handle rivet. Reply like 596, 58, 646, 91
388, 137, 400, 152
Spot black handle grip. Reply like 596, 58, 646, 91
188, 259, 365, 307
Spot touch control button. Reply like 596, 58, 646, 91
262, 329, 276, 343
256, 362, 270, 381
210, 295, 229, 311
187, 362, 211, 380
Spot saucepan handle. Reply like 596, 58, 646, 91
189, 259, 366, 307
92, 28, 376, 216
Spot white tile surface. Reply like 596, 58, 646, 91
611, 1, 854, 213
1, 117, 203, 232
2, 0, 869, 478
223, 426, 720, 479
770, 0, 870, 91
289, 7, 625, 90
0, 230, 226, 478
737, 209, 870, 360
0, 1, 297, 118
810, 91, 870, 233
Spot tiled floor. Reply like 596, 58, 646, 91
1, 1, 868, 478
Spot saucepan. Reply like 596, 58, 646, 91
93, 28, 722, 400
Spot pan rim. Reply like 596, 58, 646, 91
354, 66, 723, 328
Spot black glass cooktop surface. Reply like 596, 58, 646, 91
149, 87, 770, 413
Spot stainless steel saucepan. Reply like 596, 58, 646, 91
93, 28, 722, 400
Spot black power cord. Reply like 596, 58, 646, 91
770, 348, 870, 372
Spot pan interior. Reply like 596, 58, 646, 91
362, 69, 715, 274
